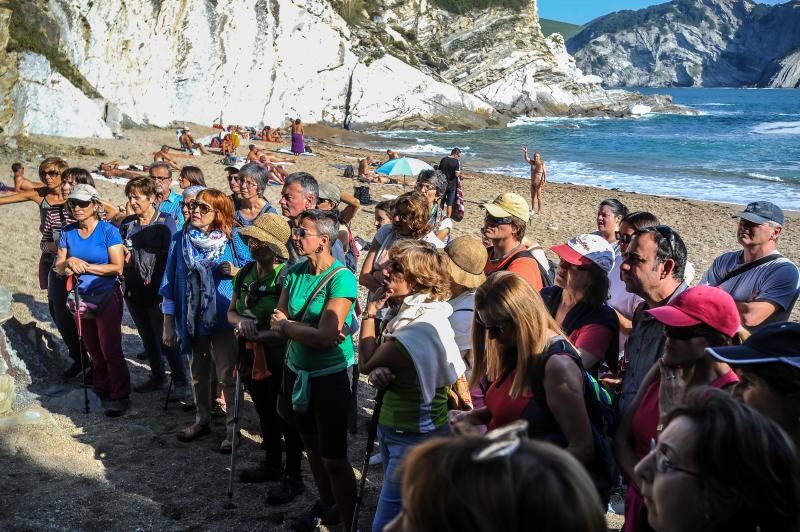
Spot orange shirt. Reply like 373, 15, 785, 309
484, 247, 543, 291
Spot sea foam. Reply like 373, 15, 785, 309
751, 121, 800, 136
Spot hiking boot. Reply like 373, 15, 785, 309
177, 423, 210, 442
290, 500, 338, 531
134, 376, 165, 393
62, 361, 88, 379
239, 463, 283, 483
267, 474, 306, 506
104, 398, 131, 417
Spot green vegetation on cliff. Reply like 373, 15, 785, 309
428, 0, 528, 15
540, 18, 582, 39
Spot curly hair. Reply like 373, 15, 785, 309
393, 191, 432, 239
387, 240, 450, 302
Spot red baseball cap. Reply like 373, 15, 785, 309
646, 286, 740, 338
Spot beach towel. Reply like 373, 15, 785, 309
291, 133, 304, 155
278, 148, 316, 157
91, 172, 128, 186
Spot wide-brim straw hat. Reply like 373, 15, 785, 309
445, 236, 488, 289
238, 212, 291, 260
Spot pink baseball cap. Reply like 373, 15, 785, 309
550, 233, 615, 273
646, 286, 741, 338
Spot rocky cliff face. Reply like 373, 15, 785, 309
1, 0, 687, 139
568, 0, 800, 88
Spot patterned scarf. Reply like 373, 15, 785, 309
182, 226, 228, 335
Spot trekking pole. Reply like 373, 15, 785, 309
69, 274, 90, 414
351, 388, 386, 532
223, 348, 245, 510
163, 373, 174, 411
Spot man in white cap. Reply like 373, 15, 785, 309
700, 201, 799, 330
482, 192, 545, 290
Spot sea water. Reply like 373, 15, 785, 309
371, 88, 800, 211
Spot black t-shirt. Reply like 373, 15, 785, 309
438, 156, 460, 183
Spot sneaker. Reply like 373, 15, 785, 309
133, 376, 165, 393
267, 475, 307, 506
290, 500, 338, 531
240, 463, 283, 483
104, 398, 131, 417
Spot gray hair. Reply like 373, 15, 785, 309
284, 172, 319, 206
238, 163, 269, 193
149, 161, 173, 178
417, 169, 447, 197
298, 209, 339, 246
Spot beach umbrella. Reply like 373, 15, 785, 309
375, 157, 433, 186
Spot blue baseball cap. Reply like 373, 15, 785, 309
733, 201, 784, 226
706, 322, 800, 369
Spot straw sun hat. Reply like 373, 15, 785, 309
445, 236, 488, 289
238, 212, 291, 260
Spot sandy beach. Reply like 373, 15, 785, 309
1, 123, 798, 531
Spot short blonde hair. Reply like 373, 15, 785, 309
471, 271, 564, 398
388, 240, 450, 302
39, 157, 69, 177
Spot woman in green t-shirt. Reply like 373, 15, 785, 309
227, 212, 306, 505
269, 209, 358, 530
358, 239, 466, 532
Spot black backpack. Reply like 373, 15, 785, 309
500, 249, 555, 287
343, 165, 355, 178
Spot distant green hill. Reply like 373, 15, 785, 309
540, 18, 582, 39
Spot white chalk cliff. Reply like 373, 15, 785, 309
568, 0, 800, 88
0, 0, 687, 139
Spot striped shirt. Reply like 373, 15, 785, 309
40, 204, 76, 254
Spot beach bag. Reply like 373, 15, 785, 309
343, 165, 355, 178
354, 185, 371, 205
304, 146, 313, 154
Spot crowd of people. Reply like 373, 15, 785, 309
2, 142, 800, 532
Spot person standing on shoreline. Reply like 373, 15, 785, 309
522, 146, 547, 215
291, 119, 305, 155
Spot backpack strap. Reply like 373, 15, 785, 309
293, 265, 348, 322
233, 261, 258, 294
498, 248, 535, 271
714, 252, 782, 286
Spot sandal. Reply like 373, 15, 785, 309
177, 423, 210, 442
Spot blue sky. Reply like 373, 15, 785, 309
539, 0, 788, 25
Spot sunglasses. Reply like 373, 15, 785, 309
42, 170, 61, 177
484, 214, 514, 226
558, 260, 591, 272
648, 439, 701, 477
291, 227, 319, 238
67, 199, 93, 209
653, 225, 678, 256
475, 314, 508, 335
472, 420, 529, 461
186, 201, 215, 215
615, 231, 633, 245
664, 326, 715, 341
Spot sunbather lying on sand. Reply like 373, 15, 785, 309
98, 162, 147, 180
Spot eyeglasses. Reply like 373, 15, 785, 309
42, 170, 61, 177
292, 227, 319, 238
417, 183, 437, 193
652, 225, 678, 256
186, 201, 215, 215
484, 214, 514, 226
239, 179, 259, 189
472, 420, 529, 461
615, 231, 633, 245
558, 260, 591, 272
649, 439, 701, 478
475, 314, 508, 335
67, 199, 92, 210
